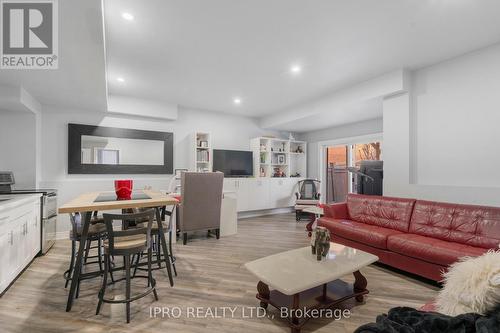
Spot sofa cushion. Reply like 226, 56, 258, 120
319, 217, 403, 250
387, 234, 488, 267
324, 202, 348, 219
347, 194, 416, 232
409, 200, 500, 249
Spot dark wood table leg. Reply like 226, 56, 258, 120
66, 211, 91, 312
257, 281, 270, 309
322, 283, 327, 301
154, 207, 174, 287
306, 213, 315, 237
353, 270, 368, 302
291, 293, 300, 333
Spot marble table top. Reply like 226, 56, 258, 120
302, 206, 324, 215
245, 243, 378, 295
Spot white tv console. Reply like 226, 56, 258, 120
223, 177, 303, 213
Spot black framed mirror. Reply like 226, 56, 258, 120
68, 123, 173, 174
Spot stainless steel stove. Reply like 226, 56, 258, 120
0, 171, 57, 254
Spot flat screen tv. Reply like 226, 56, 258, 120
213, 149, 253, 177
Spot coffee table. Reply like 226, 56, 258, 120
245, 243, 378, 333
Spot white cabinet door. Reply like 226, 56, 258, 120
270, 178, 298, 208
223, 178, 248, 212
0, 228, 11, 293
8, 223, 22, 281
29, 203, 41, 257
18, 213, 32, 267
235, 179, 251, 212
285, 178, 300, 207
223, 178, 238, 192
220, 192, 237, 236
250, 179, 270, 210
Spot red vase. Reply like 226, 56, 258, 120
115, 180, 133, 200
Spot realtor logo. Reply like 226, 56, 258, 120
1, 0, 58, 69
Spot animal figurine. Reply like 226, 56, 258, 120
311, 227, 330, 260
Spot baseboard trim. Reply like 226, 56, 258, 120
238, 207, 294, 219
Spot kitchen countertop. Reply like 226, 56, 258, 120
0, 194, 42, 213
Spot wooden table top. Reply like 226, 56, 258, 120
58, 190, 179, 214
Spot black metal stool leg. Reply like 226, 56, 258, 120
132, 252, 141, 277
125, 254, 131, 323
108, 255, 115, 283
169, 230, 177, 276
148, 247, 158, 301
97, 237, 103, 273
84, 238, 91, 264
65, 240, 76, 288
76, 258, 83, 299
156, 234, 162, 268
96, 253, 109, 315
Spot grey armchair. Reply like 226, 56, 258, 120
178, 172, 224, 245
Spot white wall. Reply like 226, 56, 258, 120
0, 111, 37, 188
383, 43, 500, 206
298, 118, 383, 179
39, 106, 282, 235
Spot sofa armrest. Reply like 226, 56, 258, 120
324, 202, 348, 219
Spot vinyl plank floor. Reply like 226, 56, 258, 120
0, 213, 439, 333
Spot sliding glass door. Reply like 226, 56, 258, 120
325, 141, 382, 203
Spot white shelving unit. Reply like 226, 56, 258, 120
250, 137, 307, 178
190, 132, 213, 172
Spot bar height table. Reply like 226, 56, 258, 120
58, 190, 179, 312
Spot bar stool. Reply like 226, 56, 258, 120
96, 209, 158, 323
131, 205, 177, 277
64, 212, 107, 296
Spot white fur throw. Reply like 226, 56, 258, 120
436, 250, 500, 316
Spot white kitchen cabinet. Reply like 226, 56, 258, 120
0, 195, 41, 295
0, 225, 11, 292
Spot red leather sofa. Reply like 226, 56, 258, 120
318, 194, 500, 281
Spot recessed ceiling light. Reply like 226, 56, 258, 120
233, 97, 241, 105
117, 77, 125, 83
290, 65, 302, 74
121, 12, 134, 21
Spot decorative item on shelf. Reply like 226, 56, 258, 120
197, 149, 210, 162
260, 143, 266, 151
114, 179, 133, 200
296, 146, 303, 153
272, 168, 286, 177
260, 152, 266, 163
260, 166, 265, 177
282, 142, 286, 151
271, 147, 274, 152
277, 154, 286, 165
199, 140, 208, 148
311, 226, 330, 261
290, 172, 301, 177
289, 132, 295, 141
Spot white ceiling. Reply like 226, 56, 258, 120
1, 0, 500, 130
271, 98, 383, 132
0, 0, 108, 111
104, 0, 500, 118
